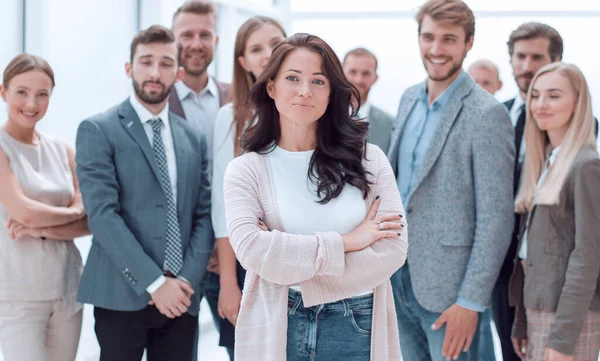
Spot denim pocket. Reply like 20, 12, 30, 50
349, 309, 372, 335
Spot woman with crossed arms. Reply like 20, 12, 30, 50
223, 33, 407, 361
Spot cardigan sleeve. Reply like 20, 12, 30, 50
223, 155, 346, 286
300, 145, 408, 305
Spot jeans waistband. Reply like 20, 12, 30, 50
287, 288, 373, 314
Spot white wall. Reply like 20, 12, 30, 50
0, 0, 23, 118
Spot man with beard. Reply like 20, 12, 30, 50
343, 47, 394, 153
491, 22, 563, 361
169, 1, 231, 359
75, 25, 213, 361
170, 0, 229, 173
387, 1, 514, 360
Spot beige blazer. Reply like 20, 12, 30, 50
509, 145, 600, 355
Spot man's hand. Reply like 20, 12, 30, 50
431, 303, 479, 361
545, 347, 573, 361
150, 278, 194, 319
218, 283, 242, 327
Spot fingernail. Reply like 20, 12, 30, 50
259, 217, 263, 221
397, 233, 401, 236
401, 224, 405, 228
399, 214, 403, 218
375, 195, 380, 200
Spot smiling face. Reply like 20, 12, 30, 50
419, 15, 473, 83
511, 37, 555, 96
530, 71, 577, 138
238, 23, 285, 80
266, 48, 331, 130
172, 12, 218, 76
1, 70, 53, 129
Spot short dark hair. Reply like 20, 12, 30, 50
343, 47, 378, 70
172, 0, 217, 25
130, 25, 181, 64
416, 0, 475, 43
507, 22, 563, 61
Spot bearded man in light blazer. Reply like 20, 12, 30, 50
387, 1, 515, 360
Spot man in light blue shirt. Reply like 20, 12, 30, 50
387, 1, 514, 361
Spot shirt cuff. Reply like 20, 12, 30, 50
146, 275, 167, 295
456, 298, 486, 313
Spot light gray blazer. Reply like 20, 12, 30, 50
75, 99, 214, 316
367, 105, 394, 154
388, 76, 515, 312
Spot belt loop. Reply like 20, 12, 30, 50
343, 299, 350, 317
288, 291, 302, 316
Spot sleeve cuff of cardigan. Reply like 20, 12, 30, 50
318, 232, 345, 277
456, 298, 486, 313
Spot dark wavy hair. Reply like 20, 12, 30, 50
242, 33, 371, 204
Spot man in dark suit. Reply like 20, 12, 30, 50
170, 1, 232, 359
342, 47, 394, 153
75, 25, 213, 361
494, 22, 564, 361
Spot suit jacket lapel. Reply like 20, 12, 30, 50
169, 88, 186, 120
388, 91, 419, 173
411, 78, 474, 193
118, 100, 162, 185
169, 115, 188, 217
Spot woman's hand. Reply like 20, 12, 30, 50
218, 283, 243, 327
512, 337, 527, 360
7, 217, 43, 241
544, 347, 573, 361
342, 196, 403, 252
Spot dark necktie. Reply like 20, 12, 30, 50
149, 118, 183, 275
513, 104, 526, 192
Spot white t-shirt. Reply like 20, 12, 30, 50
267, 146, 369, 294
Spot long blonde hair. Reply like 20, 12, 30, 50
515, 62, 596, 213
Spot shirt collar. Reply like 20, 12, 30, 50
548, 146, 561, 166
358, 102, 371, 119
129, 94, 170, 126
175, 76, 218, 101
418, 70, 468, 109
513, 93, 526, 112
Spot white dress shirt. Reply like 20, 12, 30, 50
357, 101, 372, 122
128, 95, 179, 294
175, 77, 220, 172
518, 146, 561, 259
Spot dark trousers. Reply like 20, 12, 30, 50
192, 271, 234, 360
492, 273, 521, 361
94, 305, 198, 361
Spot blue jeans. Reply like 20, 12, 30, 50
391, 265, 480, 361
478, 309, 496, 361
192, 271, 234, 361
286, 289, 372, 361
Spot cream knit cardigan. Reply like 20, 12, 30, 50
224, 143, 407, 361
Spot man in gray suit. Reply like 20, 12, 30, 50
387, 1, 514, 360
75, 25, 213, 361
343, 47, 394, 153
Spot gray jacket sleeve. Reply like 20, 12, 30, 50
457, 102, 515, 307
76, 119, 163, 295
